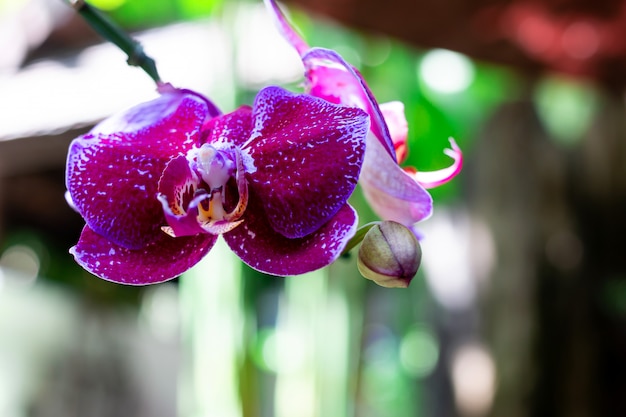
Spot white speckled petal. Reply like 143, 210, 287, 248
203, 106, 253, 148
244, 86, 368, 239
224, 193, 357, 276
66, 90, 212, 249
70, 225, 217, 285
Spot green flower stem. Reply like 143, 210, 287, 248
341, 221, 381, 255
68, 0, 161, 84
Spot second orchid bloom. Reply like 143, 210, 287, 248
265, 0, 463, 233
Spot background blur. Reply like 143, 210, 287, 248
1, 0, 626, 416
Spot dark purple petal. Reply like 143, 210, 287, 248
170, 85, 222, 121
223, 189, 358, 276
244, 86, 368, 239
66, 89, 213, 249
360, 133, 433, 226
301, 48, 397, 162
70, 225, 217, 285
204, 106, 253, 148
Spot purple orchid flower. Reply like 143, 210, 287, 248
66, 83, 369, 284
264, 0, 463, 230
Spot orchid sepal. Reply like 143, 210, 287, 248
264, 0, 398, 161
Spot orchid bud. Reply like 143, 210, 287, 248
357, 221, 421, 288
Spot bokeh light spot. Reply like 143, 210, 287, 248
0, 245, 40, 287
399, 325, 439, 378
534, 75, 598, 146
260, 328, 307, 374
140, 283, 180, 342
451, 344, 496, 417
562, 21, 599, 60
419, 49, 474, 94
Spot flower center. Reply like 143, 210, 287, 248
197, 144, 235, 191
191, 143, 248, 233
195, 144, 235, 222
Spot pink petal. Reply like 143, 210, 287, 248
379, 101, 409, 163
360, 132, 433, 226
70, 225, 217, 285
92, 84, 220, 137
411, 138, 463, 189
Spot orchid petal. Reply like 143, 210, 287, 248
301, 48, 397, 162
263, 0, 309, 56
244, 86, 368, 239
70, 225, 217, 285
360, 132, 433, 226
91, 85, 220, 138
203, 106, 253, 148
162, 84, 222, 121
411, 138, 463, 189
379, 101, 408, 163
66, 89, 215, 249
224, 188, 358, 276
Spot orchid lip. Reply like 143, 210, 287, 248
159, 143, 249, 237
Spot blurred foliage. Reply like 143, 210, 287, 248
90, 0, 225, 27
1, 228, 144, 307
